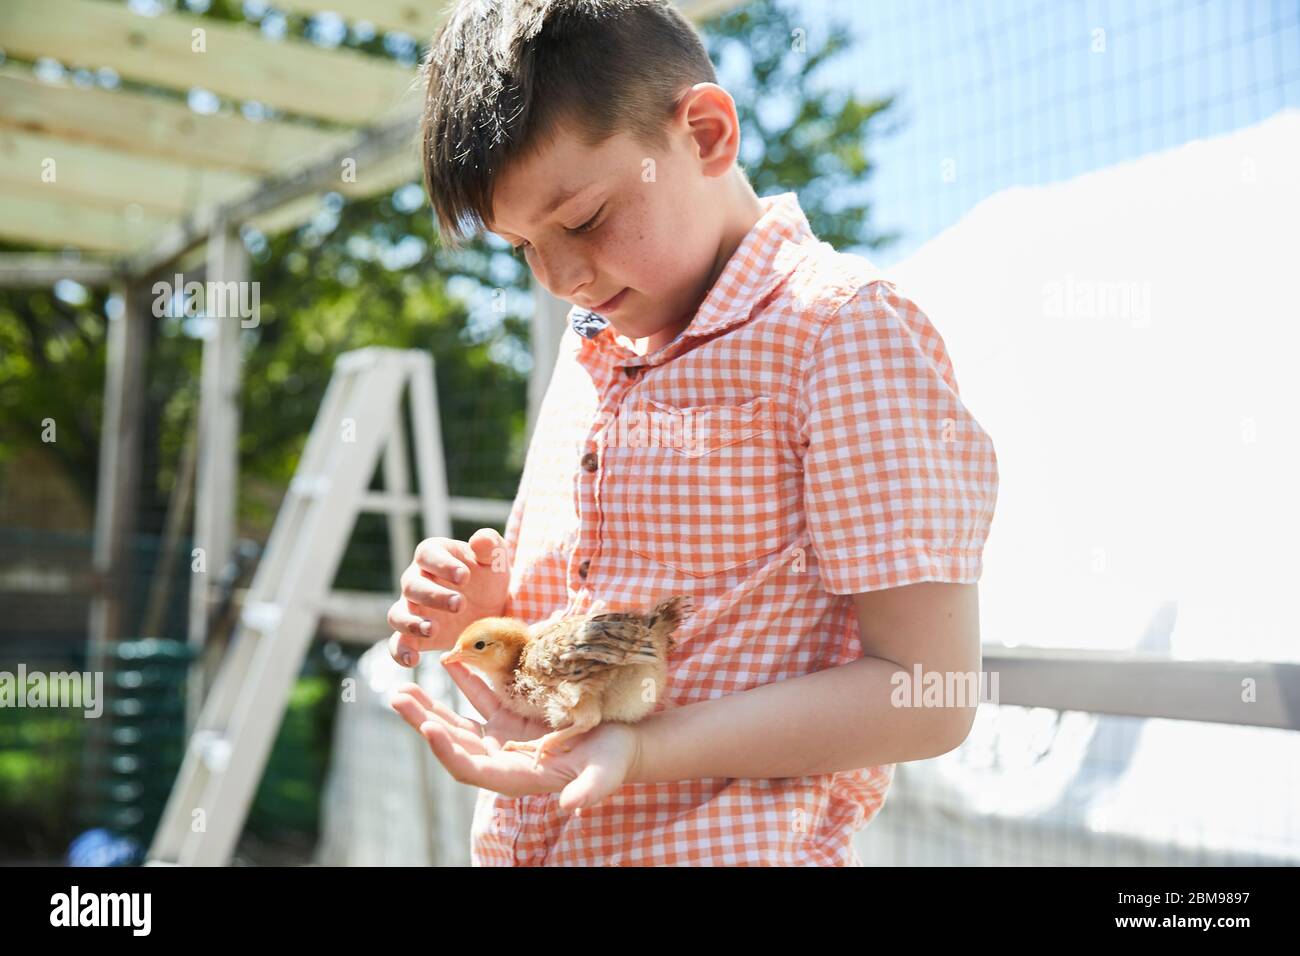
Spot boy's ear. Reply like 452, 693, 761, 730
679, 82, 741, 175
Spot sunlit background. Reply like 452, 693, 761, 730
1, 0, 1297, 865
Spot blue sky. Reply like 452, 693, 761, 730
782, 0, 1300, 265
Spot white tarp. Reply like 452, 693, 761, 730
856, 108, 1300, 865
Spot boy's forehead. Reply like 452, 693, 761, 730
487, 126, 637, 233
488, 176, 593, 234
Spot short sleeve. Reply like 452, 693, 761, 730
797, 280, 999, 594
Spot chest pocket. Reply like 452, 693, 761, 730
602, 394, 790, 577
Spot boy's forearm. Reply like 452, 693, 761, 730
629, 656, 974, 783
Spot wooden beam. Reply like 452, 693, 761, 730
137, 135, 416, 241
274, 0, 746, 39
0, 127, 255, 217
0, 181, 166, 253
0, 66, 414, 251
269, 0, 448, 40
677, 0, 751, 20
245, 192, 326, 238
0, 0, 419, 126
125, 112, 418, 275
0, 64, 347, 176
0, 115, 411, 227
984, 645, 1300, 732
446, 495, 512, 526
0, 253, 119, 287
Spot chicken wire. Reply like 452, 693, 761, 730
314, 641, 478, 867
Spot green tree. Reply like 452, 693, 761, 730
0, 0, 896, 537
703, 0, 899, 251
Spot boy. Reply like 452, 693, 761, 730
388, 0, 999, 866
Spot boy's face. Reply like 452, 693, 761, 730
487, 99, 735, 350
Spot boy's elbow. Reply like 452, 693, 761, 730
923, 704, 979, 759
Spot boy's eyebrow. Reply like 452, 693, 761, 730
491, 182, 596, 236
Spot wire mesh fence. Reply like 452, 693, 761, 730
1, 0, 1297, 865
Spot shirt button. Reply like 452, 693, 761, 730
580, 451, 598, 472
578, 559, 590, 579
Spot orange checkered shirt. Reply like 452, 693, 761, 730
471, 191, 999, 865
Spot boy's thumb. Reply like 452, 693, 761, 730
468, 526, 506, 565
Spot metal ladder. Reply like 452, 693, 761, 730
147, 347, 450, 865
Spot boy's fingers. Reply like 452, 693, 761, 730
389, 632, 429, 668
441, 660, 501, 720
387, 600, 440, 639
403, 576, 463, 613
390, 700, 487, 754
388, 690, 432, 729
391, 681, 439, 713
412, 539, 474, 583
419, 720, 494, 784
393, 682, 484, 737
420, 721, 546, 792
468, 527, 506, 570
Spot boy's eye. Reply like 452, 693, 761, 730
565, 204, 605, 236
510, 204, 604, 252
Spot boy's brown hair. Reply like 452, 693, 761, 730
419, 0, 718, 249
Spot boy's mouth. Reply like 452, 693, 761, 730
589, 288, 629, 313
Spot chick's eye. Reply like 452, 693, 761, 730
473, 640, 486, 650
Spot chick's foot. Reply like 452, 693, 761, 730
502, 734, 573, 768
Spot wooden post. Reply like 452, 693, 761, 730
87, 278, 150, 671
382, 425, 415, 592
187, 222, 246, 731
84, 276, 150, 808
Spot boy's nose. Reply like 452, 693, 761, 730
533, 246, 595, 302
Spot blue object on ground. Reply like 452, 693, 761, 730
67, 828, 143, 867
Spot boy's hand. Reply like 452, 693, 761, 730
387, 527, 510, 668
389, 664, 639, 814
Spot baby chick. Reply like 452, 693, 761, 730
441, 594, 692, 766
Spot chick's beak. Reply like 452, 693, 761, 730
441, 649, 463, 667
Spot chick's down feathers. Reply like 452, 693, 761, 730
511, 594, 692, 729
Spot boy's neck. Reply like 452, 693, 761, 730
624, 173, 765, 357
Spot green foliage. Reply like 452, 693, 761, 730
246, 673, 336, 838
0, 0, 894, 535
0, 0, 900, 863
702, 0, 900, 251
0, 703, 84, 860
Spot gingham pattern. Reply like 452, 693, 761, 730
470, 192, 999, 866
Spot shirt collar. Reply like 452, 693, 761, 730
568, 191, 817, 364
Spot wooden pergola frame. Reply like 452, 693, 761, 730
0, 0, 743, 710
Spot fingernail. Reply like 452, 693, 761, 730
420, 621, 431, 636
400, 651, 413, 667
449, 595, 461, 611
455, 567, 468, 583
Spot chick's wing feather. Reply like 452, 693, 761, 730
527, 613, 663, 681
